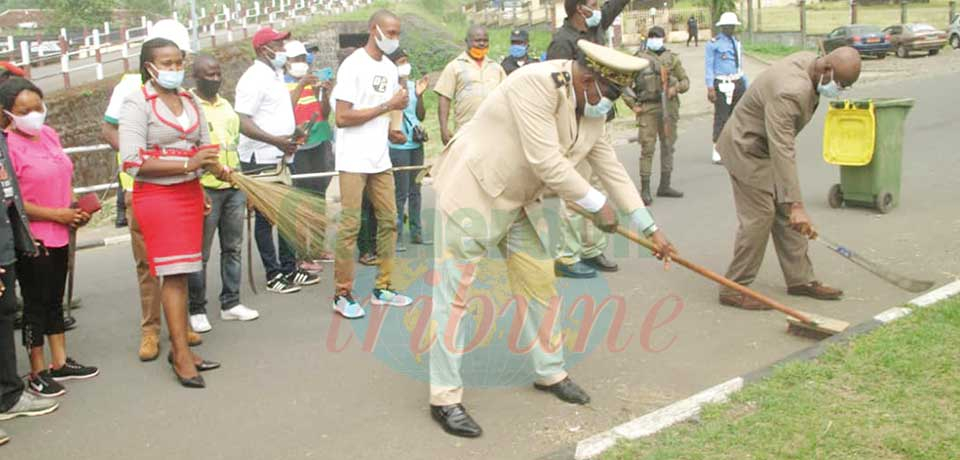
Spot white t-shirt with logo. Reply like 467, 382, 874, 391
332, 48, 399, 174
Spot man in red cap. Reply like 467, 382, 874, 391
236, 28, 321, 294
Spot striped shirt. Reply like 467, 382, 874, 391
118, 81, 211, 185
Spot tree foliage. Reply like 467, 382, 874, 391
695, 0, 738, 30
44, 0, 118, 28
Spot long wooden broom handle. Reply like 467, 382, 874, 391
567, 203, 815, 325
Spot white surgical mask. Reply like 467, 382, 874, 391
376, 25, 400, 55
288, 62, 309, 78
646, 37, 664, 51
397, 63, 412, 78
6, 104, 47, 137
583, 81, 613, 118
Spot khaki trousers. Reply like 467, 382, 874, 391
126, 191, 162, 336
722, 176, 815, 295
637, 104, 679, 178
334, 171, 397, 296
429, 209, 567, 406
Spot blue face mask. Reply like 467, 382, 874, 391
584, 8, 602, 28
266, 48, 288, 70
584, 81, 613, 118
817, 70, 845, 99
646, 37, 664, 52
150, 64, 184, 90
509, 44, 528, 58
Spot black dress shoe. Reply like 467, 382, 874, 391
430, 404, 483, 438
581, 254, 619, 272
534, 377, 591, 405
411, 235, 433, 245
168, 352, 221, 372
169, 360, 205, 389
554, 261, 598, 279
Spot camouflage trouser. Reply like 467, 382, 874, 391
637, 104, 679, 178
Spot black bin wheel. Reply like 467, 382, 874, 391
828, 184, 843, 209
875, 191, 895, 214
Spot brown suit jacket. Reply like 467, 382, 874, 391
718, 52, 820, 203
431, 60, 646, 245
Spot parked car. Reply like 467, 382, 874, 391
822, 25, 892, 58
883, 23, 948, 57
947, 15, 960, 49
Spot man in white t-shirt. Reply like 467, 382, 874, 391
331, 10, 413, 319
235, 27, 320, 294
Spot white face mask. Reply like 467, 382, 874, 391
397, 63, 412, 78
5, 104, 46, 136
376, 25, 400, 55
288, 62, 309, 78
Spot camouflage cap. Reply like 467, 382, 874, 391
576, 39, 649, 88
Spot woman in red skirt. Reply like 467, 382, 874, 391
118, 38, 223, 388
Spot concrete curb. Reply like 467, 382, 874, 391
77, 233, 131, 251
557, 279, 960, 460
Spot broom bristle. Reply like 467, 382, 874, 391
232, 174, 330, 259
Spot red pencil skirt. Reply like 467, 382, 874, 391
132, 179, 204, 277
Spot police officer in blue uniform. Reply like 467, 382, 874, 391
705, 12, 747, 164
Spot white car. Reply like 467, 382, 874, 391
950, 15, 960, 49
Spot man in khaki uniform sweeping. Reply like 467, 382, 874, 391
428, 40, 677, 438
718, 47, 861, 309
624, 26, 689, 205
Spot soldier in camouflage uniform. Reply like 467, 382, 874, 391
624, 26, 689, 205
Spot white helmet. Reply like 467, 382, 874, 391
147, 19, 192, 53
716, 12, 741, 27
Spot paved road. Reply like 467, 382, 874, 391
3, 71, 958, 459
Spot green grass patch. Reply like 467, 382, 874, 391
604, 295, 960, 459
743, 42, 808, 60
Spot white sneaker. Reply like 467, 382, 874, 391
190, 314, 212, 333
221, 304, 260, 321
712, 146, 722, 164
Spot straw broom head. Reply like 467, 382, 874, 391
228, 172, 329, 260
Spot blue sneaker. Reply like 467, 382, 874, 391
333, 294, 365, 319
371, 288, 413, 307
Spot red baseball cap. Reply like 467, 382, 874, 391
252, 27, 291, 49
0, 61, 25, 77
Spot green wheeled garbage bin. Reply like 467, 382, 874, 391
822, 98, 914, 213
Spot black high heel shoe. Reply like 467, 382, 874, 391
167, 353, 206, 389
167, 352, 221, 372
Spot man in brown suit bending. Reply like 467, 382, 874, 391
427, 40, 677, 438
717, 47, 861, 309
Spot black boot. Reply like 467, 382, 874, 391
640, 177, 653, 206
656, 173, 684, 198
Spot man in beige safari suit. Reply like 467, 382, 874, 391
718, 47, 861, 309
427, 40, 677, 438
434, 25, 507, 145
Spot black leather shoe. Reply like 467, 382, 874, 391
581, 254, 619, 272
169, 359, 205, 389
430, 404, 483, 438
534, 377, 591, 405
411, 235, 433, 245
168, 352, 221, 372
554, 261, 597, 279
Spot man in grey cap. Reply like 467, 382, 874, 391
501, 29, 539, 75
427, 39, 676, 438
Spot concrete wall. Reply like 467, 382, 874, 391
748, 31, 826, 49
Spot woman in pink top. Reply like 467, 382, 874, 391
1, 78, 99, 398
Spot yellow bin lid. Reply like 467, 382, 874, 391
822, 100, 876, 166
